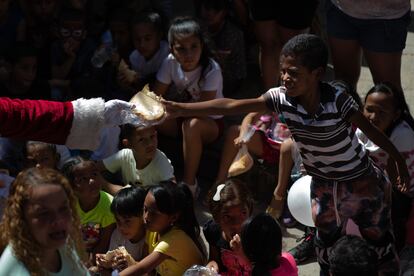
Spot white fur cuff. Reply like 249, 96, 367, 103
66, 98, 105, 150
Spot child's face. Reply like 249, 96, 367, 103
280, 55, 321, 98
72, 162, 102, 200
110, 21, 130, 50
60, 20, 86, 51
363, 92, 399, 132
219, 204, 250, 241
25, 144, 59, 169
70, 0, 87, 10
143, 192, 177, 234
132, 23, 161, 60
12, 56, 37, 90
115, 214, 145, 241
24, 184, 72, 250
124, 127, 158, 161
172, 34, 203, 72
200, 6, 226, 29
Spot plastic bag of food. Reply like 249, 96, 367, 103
183, 265, 219, 276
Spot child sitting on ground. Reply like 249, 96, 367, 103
204, 178, 253, 275
62, 157, 116, 265
119, 181, 205, 275
97, 124, 174, 194
24, 141, 71, 170
123, 11, 169, 90
241, 213, 298, 276
96, 186, 147, 272
0, 168, 89, 275
215, 111, 289, 184
164, 34, 409, 275
152, 16, 224, 197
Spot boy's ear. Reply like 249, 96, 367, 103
122, 138, 129, 148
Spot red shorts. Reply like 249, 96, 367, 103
259, 131, 281, 165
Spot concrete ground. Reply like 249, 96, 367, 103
173, 0, 414, 275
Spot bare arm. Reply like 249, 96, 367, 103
119, 251, 169, 276
164, 96, 269, 118
350, 111, 409, 183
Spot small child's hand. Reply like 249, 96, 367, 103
206, 260, 219, 273
112, 254, 129, 271
233, 136, 246, 147
229, 234, 243, 255
266, 195, 284, 219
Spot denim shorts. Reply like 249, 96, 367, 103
326, 0, 411, 52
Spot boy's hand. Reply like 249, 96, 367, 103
396, 159, 409, 193
162, 100, 184, 119
233, 136, 246, 147
206, 260, 219, 273
266, 195, 284, 219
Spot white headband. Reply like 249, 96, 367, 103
213, 184, 226, 201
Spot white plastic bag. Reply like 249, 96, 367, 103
183, 265, 219, 276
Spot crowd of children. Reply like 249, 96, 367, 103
0, 0, 413, 275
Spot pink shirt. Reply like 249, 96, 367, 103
270, 252, 298, 276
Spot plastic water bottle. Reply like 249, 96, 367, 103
91, 45, 113, 68
91, 30, 115, 68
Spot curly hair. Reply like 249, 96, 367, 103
0, 168, 85, 275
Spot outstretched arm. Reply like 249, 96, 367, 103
163, 95, 269, 118
350, 110, 409, 186
0, 97, 137, 150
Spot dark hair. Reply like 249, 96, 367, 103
25, 141, 57, 155
280, 34, 328, 71
109, 7, 131, 24
168, 16, 213, 87
365, 82, 414, 136
59, 8, 86, 26
111, 186, 146, 217
118, 124, 136, 149
200, 0, 230, 11
329, 235, 378, 276
241, 213, 282, 276
148, 181, 204, 256
208, 178, 254, 222
130, 11, 164, 35
5, 42, 37, 64
61, 156, 86, 184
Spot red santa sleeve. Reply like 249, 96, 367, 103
0, 97, 105, 150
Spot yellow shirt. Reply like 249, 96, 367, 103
146, 227, 203, 275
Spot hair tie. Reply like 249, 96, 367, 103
213, 184, 226, 201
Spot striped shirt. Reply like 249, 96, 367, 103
263, 82, 370, 181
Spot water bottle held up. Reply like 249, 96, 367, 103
91, 30, 115, 68
91, 45, 114, 68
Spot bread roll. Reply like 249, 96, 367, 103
129, 85, 165, 122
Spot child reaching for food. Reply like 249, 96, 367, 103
204, 178, 254, 275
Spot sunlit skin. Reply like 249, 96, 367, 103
25, 144, 59, 169
24, 184, 72, 250
143, 192, 177, 235
171, 35, 203, 72
363, 92, 400, 132
122, 127, 158, 170
132, 23, 161, 60
279, 55, 322, 115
